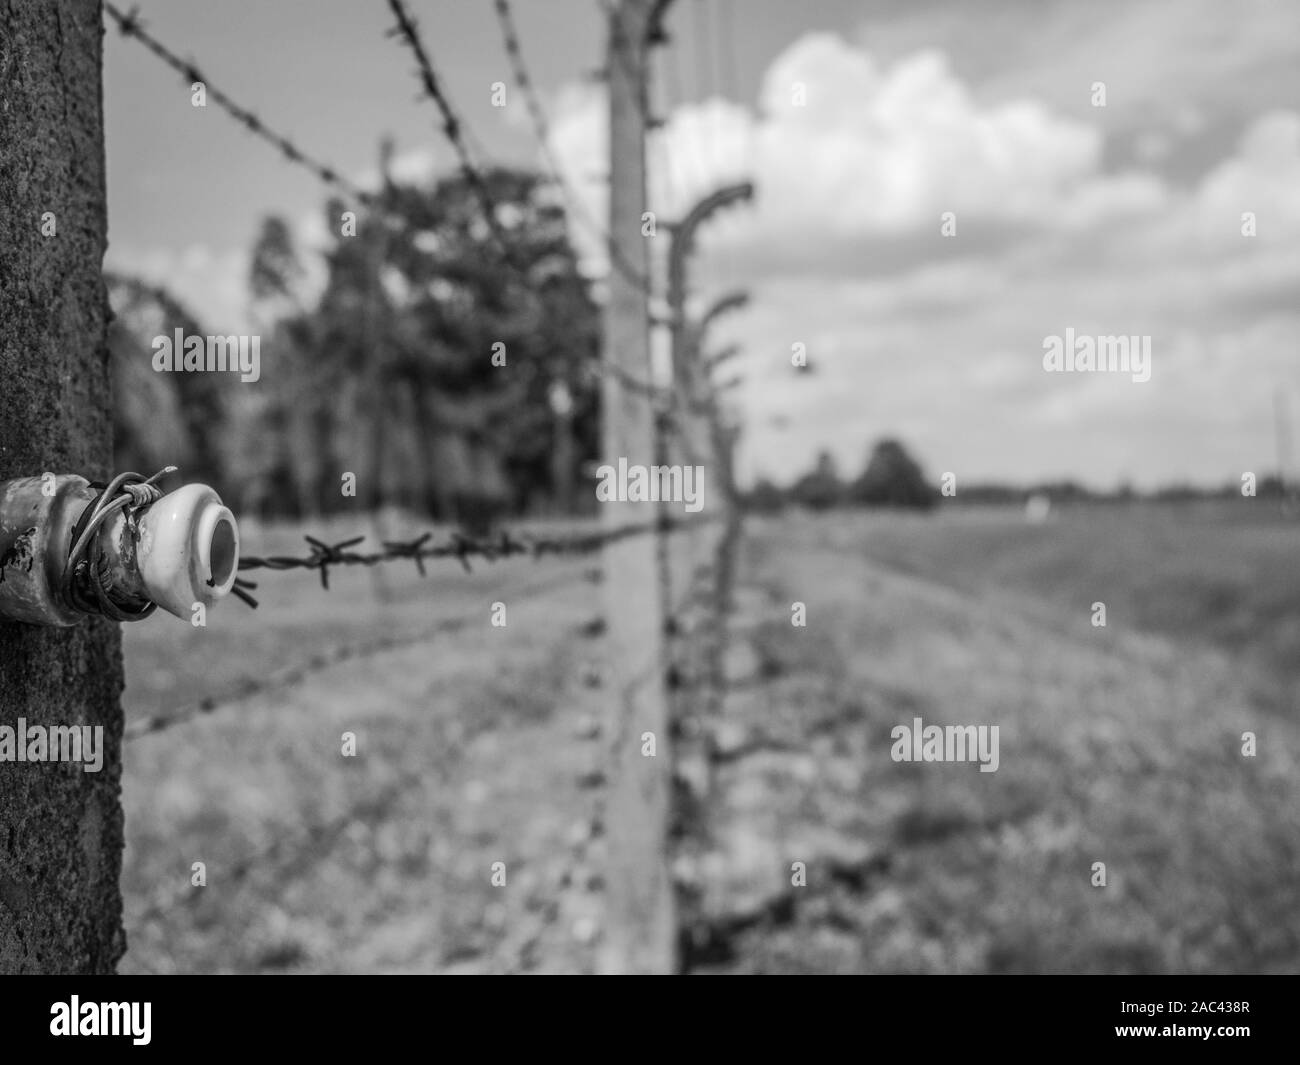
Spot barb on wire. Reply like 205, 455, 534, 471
103, 2, 375, 208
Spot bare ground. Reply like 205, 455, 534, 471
119, 507, 1300, 973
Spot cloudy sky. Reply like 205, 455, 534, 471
103, 0, 1300, 490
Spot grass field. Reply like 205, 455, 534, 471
118, 502, 1300, 973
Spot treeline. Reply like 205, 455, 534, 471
744, 441, 1294, 512
745, 440, 941, 513
108, 160, 603, 525
934, 479, 1294, 505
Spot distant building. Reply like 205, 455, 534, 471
1025, 494, 1052, 523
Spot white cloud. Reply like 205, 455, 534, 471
1197, 111, 1300, 239
729, 36, 1164, 247
544, 34, 1170, 288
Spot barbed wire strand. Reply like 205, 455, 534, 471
103, 2, 377, 208
230, 512, 713, 609
490, 0, 655, 295
384, 0, 525, 256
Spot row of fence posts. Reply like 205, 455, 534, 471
596, 0, 755, 974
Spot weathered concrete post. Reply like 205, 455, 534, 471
599, 0, 676, 975
0, 0, 126, 973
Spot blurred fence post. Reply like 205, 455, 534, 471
703, 405, 743, 715
0, 0, 125, 973
599, 0, 676, 975
664, 184, 752, 803
696, 296, 749, 721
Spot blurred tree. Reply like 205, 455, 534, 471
105, 274, 228, 491
249, 215, 305, 309
229, 161, 602, 521
234, 216, 312, 517
790, 450, 844, 511
849, 439, 938, 510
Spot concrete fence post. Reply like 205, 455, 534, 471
0, 0, 125, 974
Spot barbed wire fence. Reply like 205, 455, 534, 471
102, 0, 746, 974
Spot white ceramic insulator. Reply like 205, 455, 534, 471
134, 483, 240, 619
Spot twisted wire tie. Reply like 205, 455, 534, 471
62, 466, 177, 623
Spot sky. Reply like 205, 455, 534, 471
102, 0, 1300, 490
